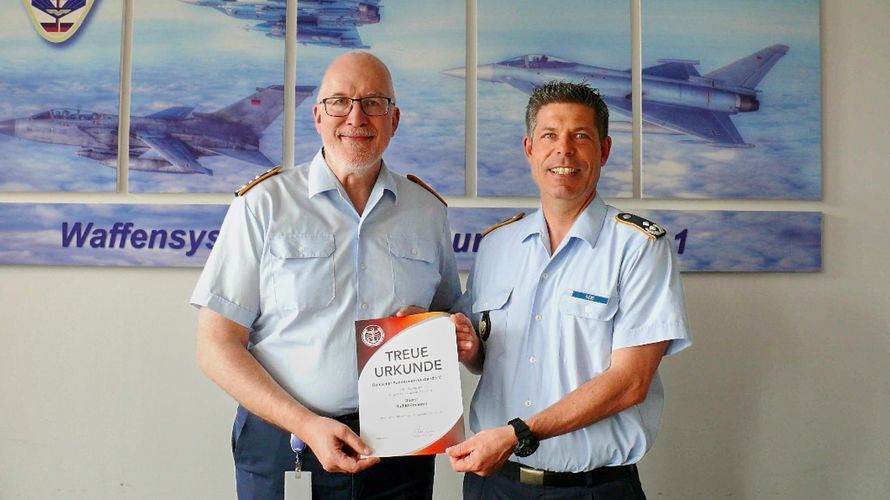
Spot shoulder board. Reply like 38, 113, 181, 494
483, 212, 525, 237
615, 213, 666, 239
406, 174, 447, 206
235, 165, 284, 197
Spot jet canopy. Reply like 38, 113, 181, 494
499, 54, 576, 69
35, 109, 100, 121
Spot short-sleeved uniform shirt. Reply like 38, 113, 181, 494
457, 196, 691, 473
191, 150, 461, 416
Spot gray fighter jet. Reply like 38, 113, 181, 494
180, 0, 381, 49
444, 45, 789, 147
0, 85, 315, 175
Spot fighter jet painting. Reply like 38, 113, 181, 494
0, 86, 314, 176
446, 45, 788, 148
178, 0, 381, 49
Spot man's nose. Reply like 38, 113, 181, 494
555, 135, 575, 155
346, 100, 369, 125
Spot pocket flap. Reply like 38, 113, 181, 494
269, 234, 335, 259
558, 292, 618, 321
387, 237, 436, 263
472, 288, 513, 313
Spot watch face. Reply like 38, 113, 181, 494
514, 437, 539, 457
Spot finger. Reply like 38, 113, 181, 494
338, 429, 373, 457
396, 305, 426, 317
338, 454, 380, 474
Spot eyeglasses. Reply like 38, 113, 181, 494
319, 96, 393, 117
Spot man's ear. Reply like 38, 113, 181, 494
523, 135, 533, 160
600, 135, 612, 165
312, 104, 323, 133
390, 106, 401, 136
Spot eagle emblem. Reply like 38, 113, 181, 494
24, 0, 95, 43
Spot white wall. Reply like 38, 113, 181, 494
2, 0, 890, 498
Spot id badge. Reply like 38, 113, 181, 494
284, 470, 312, 499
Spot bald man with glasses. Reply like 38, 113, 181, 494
191, 52, 460, 500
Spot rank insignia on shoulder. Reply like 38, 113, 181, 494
407, 174, 447, 206
616, 213, 666, 239
482, 212, 525, 237
235, 165, 284, 197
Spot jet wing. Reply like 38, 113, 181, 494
138, 134, 213, 174
208, 147, 275, 167
337, 27, 367, 49
602, 97, 632, 117
501, 77, 540, 95
641, 101, 748, 146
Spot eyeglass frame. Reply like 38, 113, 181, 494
318, 96, 395, 117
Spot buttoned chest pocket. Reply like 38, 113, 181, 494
558, 293, 619, 356
268, 234, 335, 312
388, 237, 440, 308
472, 288, 512, 360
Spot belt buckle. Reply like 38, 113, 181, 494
519, 466, 545, 486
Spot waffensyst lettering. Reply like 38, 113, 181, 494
61, 222, 219, 257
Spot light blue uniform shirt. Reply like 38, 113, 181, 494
191, 150, 460, 416
458, 196, 691, 472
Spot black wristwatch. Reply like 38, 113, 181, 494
508, 417, 539, 457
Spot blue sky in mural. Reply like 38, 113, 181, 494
0, 2, 121, 192
129, 1, 284, 193
642, 0, 821, 199
294, 0, 466, 195
476, 0, 632, 197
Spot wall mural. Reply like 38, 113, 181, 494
473, 0, 632, 197
0, 0, 823, 272
0, 0, 122, 192
293, 0, 467, 196
0, 204, 821, 273
642, 0, 821, 199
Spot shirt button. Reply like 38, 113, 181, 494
411, 248, 418, 255
529, 356, 537, 364
535, 314, 543, 321
360, 263, 367, 270
524, 400, 532, 407
542, 272, 549, 279
361, 303, 368, 310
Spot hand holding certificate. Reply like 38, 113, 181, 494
355, 312, 465, 457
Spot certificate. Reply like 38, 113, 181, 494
355, 312, 465, 457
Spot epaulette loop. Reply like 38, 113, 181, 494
407, 174, 447, 206
235, 165, 284, 197
483, 212, 525, 237
615, 213, 666, 239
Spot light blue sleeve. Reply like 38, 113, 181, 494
189, 196, 263, 328
612, 237, 691, 355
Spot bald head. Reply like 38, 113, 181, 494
313, 51, 401, 180
318, 52, 396, 102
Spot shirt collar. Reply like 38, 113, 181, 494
307, 148, 399, 201
520, 195, 608, 250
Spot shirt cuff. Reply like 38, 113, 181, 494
190, 291, 258, 329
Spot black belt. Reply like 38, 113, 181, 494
332, 412, 360, 433
498, 460, 637, 487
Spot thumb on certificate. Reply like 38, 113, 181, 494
395, 305, 427, 317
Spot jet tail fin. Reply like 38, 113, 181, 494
704, 44, 789, 90
206, 86, 286, 135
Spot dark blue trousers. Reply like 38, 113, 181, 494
463, 466, 647, 500
232, 406, 435, 500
